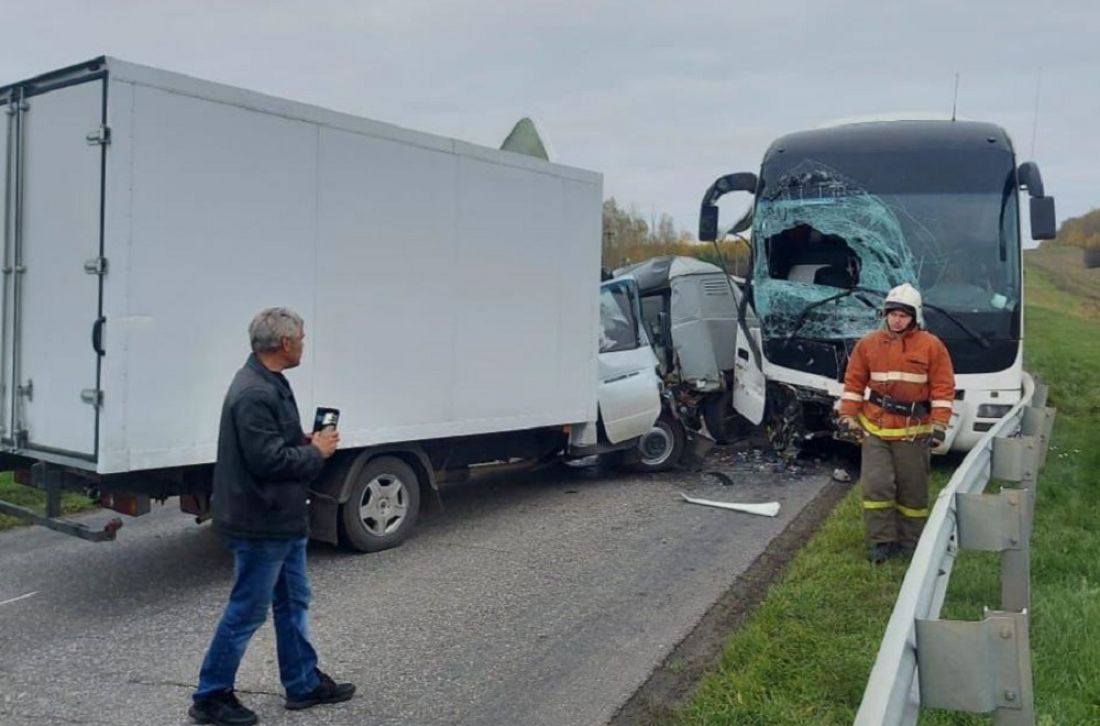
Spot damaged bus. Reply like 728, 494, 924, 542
699, 119, 1056, 453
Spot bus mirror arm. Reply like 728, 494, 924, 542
699, 172, 757, 242
1017, 162, 1045, 198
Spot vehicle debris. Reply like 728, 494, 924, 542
832, 467, 853, 483
702, 471, 737, 487
679, 492, 780, 517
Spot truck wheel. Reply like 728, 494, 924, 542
703, 391, 748, 444
632, 415, 685, 472
338, 456, 421, 552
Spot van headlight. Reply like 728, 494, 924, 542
976, 404, 1012, 418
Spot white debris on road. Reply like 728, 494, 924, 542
832, 467, 853, 483
679, 493, 780, 517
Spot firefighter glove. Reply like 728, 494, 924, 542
839, 415, 862, 434
930, 426, 947, 451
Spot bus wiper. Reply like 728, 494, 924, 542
922, 302, 991, 349
784, 288, 991, 349
786, 286, 886, 341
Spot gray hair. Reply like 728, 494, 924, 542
249, 307, 304, 353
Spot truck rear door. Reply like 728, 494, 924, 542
1, 76, 106, 460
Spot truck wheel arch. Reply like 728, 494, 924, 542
308, 445, 440, 548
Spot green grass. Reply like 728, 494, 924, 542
0, 470, 99, 532
1025, 245, 1100, 316
679, 262, 1100, 725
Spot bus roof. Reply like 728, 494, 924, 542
765, 120, 1014, 162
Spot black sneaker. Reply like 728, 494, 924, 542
284, 670, 356, 711
188, 690, 258, 726
868, 542, 901, 564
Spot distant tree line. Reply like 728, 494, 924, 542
602, 197, 750, 274
1054, 208, 1100, 249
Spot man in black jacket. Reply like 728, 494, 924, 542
190, 308, 354, 726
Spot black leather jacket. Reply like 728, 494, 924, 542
212, 354, 324, 539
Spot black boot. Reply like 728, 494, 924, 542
868, 542, 900, 564
285, 669, 356, 711
188, 690, 258, 726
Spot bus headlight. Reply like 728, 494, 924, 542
976, 404, 1012, 418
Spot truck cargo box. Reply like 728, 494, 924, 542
0, 57, 603, 475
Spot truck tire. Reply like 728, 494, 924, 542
704, 391, 756, 442
338, 456, 421, 553
630, 415, 685, 472
703, 391, 746, 444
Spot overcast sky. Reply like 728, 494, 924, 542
3, 0, 1098, 239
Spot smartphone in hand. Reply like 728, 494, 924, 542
313, 407, 340, 433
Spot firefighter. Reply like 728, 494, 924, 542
838, 283, 955, 563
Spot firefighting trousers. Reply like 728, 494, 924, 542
860, 433, 931, 547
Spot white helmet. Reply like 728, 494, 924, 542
883, 283, 923, 327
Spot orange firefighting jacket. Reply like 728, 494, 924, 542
839, 327, 955, 439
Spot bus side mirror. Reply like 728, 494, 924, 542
1030, 196, 1056, 240
1018, 162, 1056, 241
699, 205, 719, 242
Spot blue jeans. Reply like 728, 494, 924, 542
194, 536, 320, 701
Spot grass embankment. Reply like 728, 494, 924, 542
678, 257, 1100, 724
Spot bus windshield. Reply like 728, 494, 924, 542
751, 148, 1020, 342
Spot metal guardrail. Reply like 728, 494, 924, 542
855, 372, 1056, 726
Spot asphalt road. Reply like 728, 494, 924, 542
0, 453, 834, 725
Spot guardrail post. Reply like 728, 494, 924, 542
1030, 382, 1049, 409
957, 488, 1032, 612
915, 610, 1034, 725
1020, 405, 1055, 470
992, 434, 1040, 490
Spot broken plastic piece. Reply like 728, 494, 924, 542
679, 492, 780, 517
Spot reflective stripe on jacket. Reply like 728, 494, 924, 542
839, 328, 955, 439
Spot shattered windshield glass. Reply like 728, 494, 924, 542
752, 153, 1020, 341
599, 286, 637, 353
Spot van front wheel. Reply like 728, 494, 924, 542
628, 416, 685, 472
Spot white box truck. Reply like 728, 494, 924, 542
0, 57, 661, 550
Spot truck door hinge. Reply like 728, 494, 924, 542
84, 257, 108, 275
85, 125, 111, 146
17, 380, 33, 401
81, 389, 103, 408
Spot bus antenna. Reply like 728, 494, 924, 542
1030, 68, 1043, 158
951, 72, 960, 122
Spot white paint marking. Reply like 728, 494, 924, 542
0, 591, 39, 607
